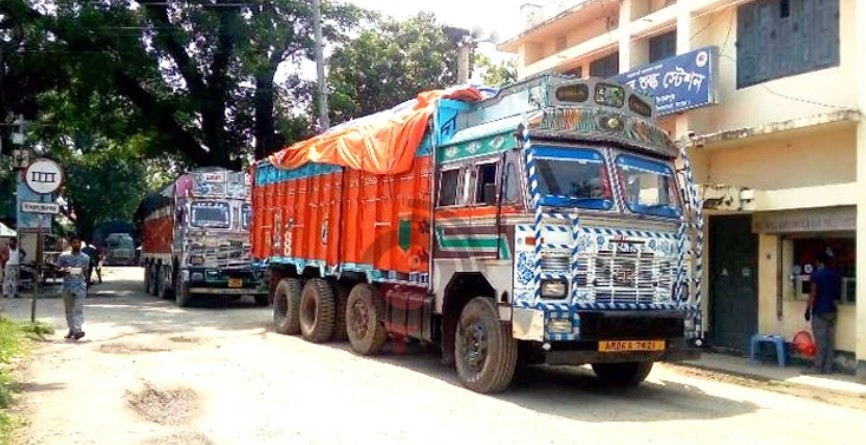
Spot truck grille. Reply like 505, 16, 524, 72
590, 251, 671, 305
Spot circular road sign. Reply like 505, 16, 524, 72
24, 158, 64, 195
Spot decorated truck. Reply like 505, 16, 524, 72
251, 75, 704, 393
105, 233, 136, 266
137, 167, 267, 307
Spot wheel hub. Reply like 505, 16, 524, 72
461, 321, 488, 373
349, 300, 369, 338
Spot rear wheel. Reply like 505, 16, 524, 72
158, 266, 174, 300
455, 297, 518, 394
330, 279, 350, 342
299, 278, 336, 343
273, 278, 302, 335
143, 264, 151, 293
175, 277, 192, 308
591, 362, 653, 387
346, 284, 387, 355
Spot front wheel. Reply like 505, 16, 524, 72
175, 279, 192, 308
455, 297, 518, 394
591, 362, 654, 387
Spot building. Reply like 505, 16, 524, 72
500, 0, 866, 377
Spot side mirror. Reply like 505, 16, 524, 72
484, 183, 497, 206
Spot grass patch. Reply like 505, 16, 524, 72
0, 316, 50, 444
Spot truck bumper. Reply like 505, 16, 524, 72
188, 287, 267, 296
544, 338, 700, 366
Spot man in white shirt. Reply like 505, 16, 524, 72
2, 237, 21, 299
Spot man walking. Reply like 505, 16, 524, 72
1, 238, 21, 299
805, 251, 840, 374
57, 235, 90, 341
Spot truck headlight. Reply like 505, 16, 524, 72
191, 272, 204, 282
189, 256, 205, 266
540, 279, 568, 299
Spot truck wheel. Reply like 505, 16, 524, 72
175, 279, 192, 308
330, 280, 349, 342
148, 265, 159, 296
273, 278, 301, 335
158, 266, 174, 299
299, 278, 336, 343
455, 297, 518, 394
591, 362, 653, 387
143, 264, 151, 293
346, 283, 387, 355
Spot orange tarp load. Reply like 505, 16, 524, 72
267, 86, 484, 175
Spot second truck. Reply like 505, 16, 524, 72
136, 167, 267, 307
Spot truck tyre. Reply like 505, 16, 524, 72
591, 362, 653, 387
158, 266, 174, 299
175, 278, 192, 308
330, 280, 350, 342
346, 283, 387, 355
299, 278, 336, 343
455, 297, 518, 394
148, 265, 159, 296
143, 264, 151, 293
273, 278, 302, 335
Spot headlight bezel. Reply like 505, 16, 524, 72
540, 278, 568, 299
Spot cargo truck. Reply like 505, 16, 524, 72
251, 75, 704, 393
137, 167, 267, 307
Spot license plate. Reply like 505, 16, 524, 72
228, 278, 243, 288
598, 340, 665, 352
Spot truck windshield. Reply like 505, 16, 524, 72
616, 155, 680, 218
533, 146, 613, 210
241, 204, 252, 229
190, 201, 231, 228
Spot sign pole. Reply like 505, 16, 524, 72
31, 230, 43, 323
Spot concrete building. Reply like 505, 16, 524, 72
500, 0, 866, 377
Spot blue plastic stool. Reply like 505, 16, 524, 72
749, 334, 787, 367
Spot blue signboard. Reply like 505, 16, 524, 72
16, 176, 54, 233
613, 46, 718, 116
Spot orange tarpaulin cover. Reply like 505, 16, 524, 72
267, 86, 484, 175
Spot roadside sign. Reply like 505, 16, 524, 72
24, 158, 64, 194
21, 201, 60, 214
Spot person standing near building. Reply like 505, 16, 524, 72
805, 251, 840, 374
1, 238, 21, 299
57, 235, 90, 341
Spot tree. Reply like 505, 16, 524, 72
0, 0, 362, 167
326, 12, 463, 124
474, 54, 517, 88
58, 143, 149, 239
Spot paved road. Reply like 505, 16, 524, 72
6, 268, 866, 445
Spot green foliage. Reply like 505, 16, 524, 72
326, 12, 461, 124
0, 316, 32, 444
475, 54, 518, 88
57, 143, 149, 239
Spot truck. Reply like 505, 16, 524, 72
137, 167, 267, 307
105, 233, 136, 266
251, 75, 704, 393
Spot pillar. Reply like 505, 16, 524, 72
855, 0, 866, 380
618, 0, 634, 73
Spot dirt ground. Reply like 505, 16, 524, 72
5, 267, 866, 445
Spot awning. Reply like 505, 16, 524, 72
0, 222, 16, 238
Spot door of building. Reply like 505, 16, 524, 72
709, 215, 758, 352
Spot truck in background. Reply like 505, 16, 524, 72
105, 233, 135, 266
251, 76, 703, 393
136, 167, 267, 307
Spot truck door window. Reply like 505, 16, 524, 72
503, 162, 519, 203
474, 163, 498, 205
438, 169, 461, 207
189, 201, 231, 228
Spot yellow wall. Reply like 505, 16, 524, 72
700, 127, 857, 190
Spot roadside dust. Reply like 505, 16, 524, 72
124, 382, 199, 426
168, 335, 203, 344
669, 365, 866, 411
98, 342, 172, 354
140, 431, 215, 445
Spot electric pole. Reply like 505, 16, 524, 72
312, 0, 329, 131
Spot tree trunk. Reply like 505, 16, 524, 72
254, 70, 281, 161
